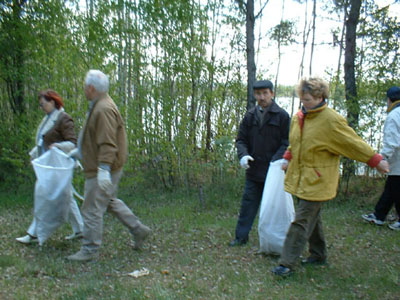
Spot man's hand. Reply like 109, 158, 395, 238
67, 148, 81, 160
376, 159, 390, 174
97, 168, 113, 193
240, 155, 254, 169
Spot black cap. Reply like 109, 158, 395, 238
387, 86, 400, 101
253, 80, 273, 91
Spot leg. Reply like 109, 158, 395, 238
279, 200, 324, 269
374, 176, 395, 221
107, 171, 150, 249
234, 179, 264, 242
386, 176, 400, 222
307, 212, 327, 262
27, 217, 38, 237
67, 191, 84, 234
80, 176, 110, 253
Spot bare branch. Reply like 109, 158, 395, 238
255, 0, 270, 19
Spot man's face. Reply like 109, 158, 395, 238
84, 84, 94, 100
387, 98, 392, 109
254, 88, 274, 109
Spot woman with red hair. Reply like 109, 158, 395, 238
16, 89, 84, 244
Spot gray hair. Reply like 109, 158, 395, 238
85, 70, 109, 93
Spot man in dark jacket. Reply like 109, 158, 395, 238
229, 80, 290, 246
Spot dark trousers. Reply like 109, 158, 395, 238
235, 178, 264, 241
374, 175, 400, 222
279, 199, 326, 269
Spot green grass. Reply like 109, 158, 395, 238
1, 176, 399, 299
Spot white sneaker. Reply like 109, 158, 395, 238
388, 221, 400, 231
16, 235, 38, 244
362, 213, 384, 225
65, 232, 83, 240
67, 249, 98, 261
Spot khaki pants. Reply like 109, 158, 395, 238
81, 170, 142, 253
279, 199, 327, 269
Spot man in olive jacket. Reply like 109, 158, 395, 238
230, 80, 290, 246
67, 70, 151, 261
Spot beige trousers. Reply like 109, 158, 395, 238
81, 170, 141, 253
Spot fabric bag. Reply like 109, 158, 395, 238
31, 147, 75, 244
258, 159, 295, 255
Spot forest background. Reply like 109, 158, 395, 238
1, 0, 400, 194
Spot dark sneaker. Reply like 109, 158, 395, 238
362, 213, 384, 225
272, 265, 293, 277
301, 257, 327, 265
228, 238, 247, 247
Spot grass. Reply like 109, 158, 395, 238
1, 176, 399, 300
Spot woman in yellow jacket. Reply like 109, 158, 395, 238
272, 78, 389, 276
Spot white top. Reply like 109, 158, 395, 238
382, 105, 400, 175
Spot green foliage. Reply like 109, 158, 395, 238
270, 20, 297, 46
1, 0, 399, 190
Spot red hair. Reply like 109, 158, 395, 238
38, 89, 64, 109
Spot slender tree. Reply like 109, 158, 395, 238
236, 0, 269, 110
342, 0, 362, 182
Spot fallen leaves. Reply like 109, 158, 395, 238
127, 268, 150, 278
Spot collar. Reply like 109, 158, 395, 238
301, 100, 327, 115
387, 100, 400, 113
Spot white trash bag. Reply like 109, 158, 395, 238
31, 147, 75, 245
258, 159, 295, 255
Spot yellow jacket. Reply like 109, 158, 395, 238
283, 103, 381, 201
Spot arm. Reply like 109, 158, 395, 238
327, 116, 383, 167
271, 113, 290, 161
96, 107, 119, 166
52, 113, 77, 153
236, 114, 251, 160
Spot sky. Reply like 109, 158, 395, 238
254, 0, 400, 86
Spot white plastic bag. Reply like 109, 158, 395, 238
31, 147, 75, 245
258, 159, 295, 255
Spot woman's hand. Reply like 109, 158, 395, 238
376, 159, 389, 174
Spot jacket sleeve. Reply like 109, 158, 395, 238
327, 115, 380, 165
236, 114, 250, 160
59, 113, 77, 145
271, 112, 290, 161
96, 107, 119, 165
381, 114, 400, 161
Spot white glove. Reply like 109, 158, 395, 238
97, 167, 113, 193
67, 148, 81, 160
240, 155, 254, 169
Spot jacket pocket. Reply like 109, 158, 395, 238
301, 167, 322, 186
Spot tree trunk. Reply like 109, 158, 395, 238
309, 0, 316, 75
343, 0, 362, 184
245, 0, 256, 111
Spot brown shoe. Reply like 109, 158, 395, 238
133, 224, 151, 250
